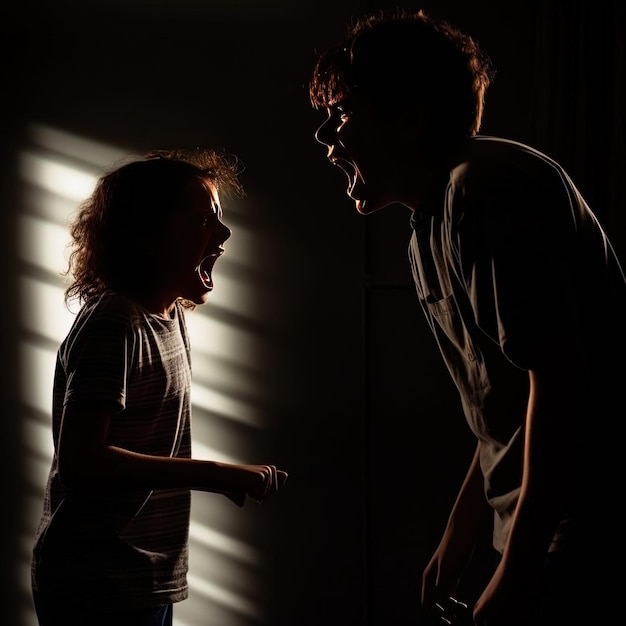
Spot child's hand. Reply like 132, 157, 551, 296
221, 464, 287, 506
249, 464, 288, 504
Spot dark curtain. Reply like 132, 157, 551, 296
529, 0, 626, 260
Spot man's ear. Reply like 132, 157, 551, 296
393, 103, 428, 141
401, 120, 424, 144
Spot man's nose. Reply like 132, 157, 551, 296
314, 116, 333, 147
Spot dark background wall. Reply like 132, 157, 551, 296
3, 1, 624, 625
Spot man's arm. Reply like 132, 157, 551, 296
422, 441, 493, 613
473, 340, 584, 624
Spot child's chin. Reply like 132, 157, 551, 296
196, 290, 211, 304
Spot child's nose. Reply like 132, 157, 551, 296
220, 222, 232, 242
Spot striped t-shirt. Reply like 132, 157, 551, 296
32, 292, 192, 610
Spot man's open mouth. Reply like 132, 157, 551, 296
330, 156, 360, 199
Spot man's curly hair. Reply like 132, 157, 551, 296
310, 8, 495, 143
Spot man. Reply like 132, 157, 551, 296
310, 9, 625, 625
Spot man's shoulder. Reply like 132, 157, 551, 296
449, 135, 569, 196
455, 135, 562, 172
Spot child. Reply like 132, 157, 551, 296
31, 149, 287, 626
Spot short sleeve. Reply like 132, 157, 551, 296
59, 300, 136, 411
450, 157, 580, 370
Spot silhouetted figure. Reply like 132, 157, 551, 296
310, 9, 625, 625
31, 149, 287, 626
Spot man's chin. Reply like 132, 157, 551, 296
354, 198, 381, 215
355, 198, 368, 214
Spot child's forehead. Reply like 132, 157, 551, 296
183, 177, 219, 204
177, 178, 222, 219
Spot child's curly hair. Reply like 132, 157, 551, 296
64, 148, 244, 308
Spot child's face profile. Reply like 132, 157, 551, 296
158, 178, 232, 305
